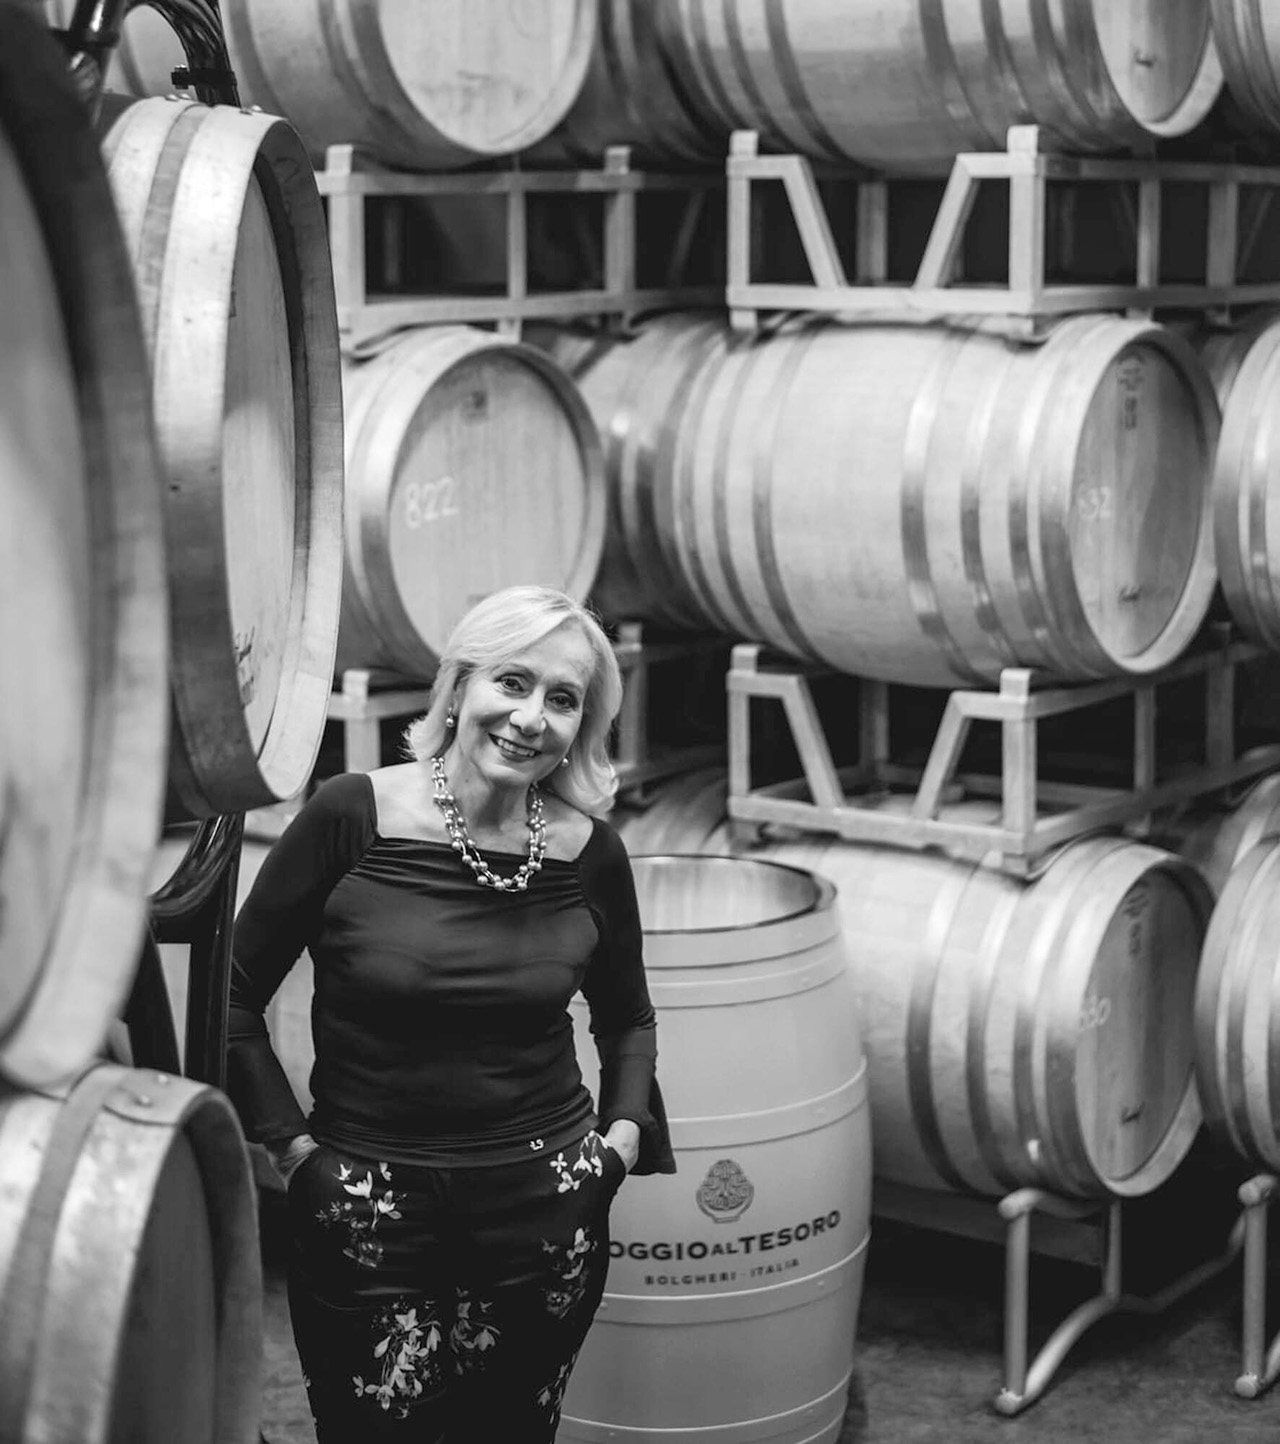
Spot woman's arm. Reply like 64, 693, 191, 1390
228, 774, 374, 1144
579, 823, 677, 1176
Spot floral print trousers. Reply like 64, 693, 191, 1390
285, 1128, 625, 1443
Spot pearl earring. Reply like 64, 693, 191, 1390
559, 756, 570, 768
445, 709, 456, 728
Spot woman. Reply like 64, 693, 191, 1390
228, 585, 675, 1442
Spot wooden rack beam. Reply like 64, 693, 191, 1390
727, 126, 1280, 333
319, 144, 724, 352
727, 630, 1280, 876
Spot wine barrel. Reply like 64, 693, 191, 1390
613, 778, 1210, 1198
525, 0, 722, 166
338, 326, 605, 679
0, 5, 168, 1088
655, 0, 1222, 174
44, 0, 185, 96
1196, 312, 1280, 649
0, 1064, 261, 1443
222, 0, 597, 170
1210, 0, 1280, 133
614, 767, 733, 855
667, 312, 1218, 686
1155, 771, 1280, 895
1191, 836, 1280, 1170
530, 315, 726, 629
102, 96, 344, 819
564, 856, 871, 1444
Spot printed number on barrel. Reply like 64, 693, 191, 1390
1076, 487, 1113, 523
404, 478, 460, 528
1080, 992, 1111, 1030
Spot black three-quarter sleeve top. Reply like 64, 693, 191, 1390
227, 773, 675, 1175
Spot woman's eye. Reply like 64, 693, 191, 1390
551, 693, 578, 711
497, 675, 523, 692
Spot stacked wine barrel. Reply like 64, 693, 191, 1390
530, 0, 1224, 172
614, 776, 1214, 1200
0, 6, 355, 1437
1155, 779, 1280, 1175
540, 310, 1222, 687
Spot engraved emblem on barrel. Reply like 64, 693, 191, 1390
695, 1159, 755, 1224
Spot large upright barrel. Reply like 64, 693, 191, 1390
1196, 313, 1280, 650
102, 96, 344, 819
222, 0, 597, 169
0, 1064, 261, 1443
564, 856, 872, 1444
0, 6, 168, 1088
339, 326, 605, 678
653, 0, 1221, 173
665, 312, 1217, 686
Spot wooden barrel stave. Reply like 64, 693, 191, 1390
667, 313, 1217, 686
338, 326, 605, 679
103, 96, 344, 819
0, 7, 168, 1087
0, 1064, 261, 1443
563, 855, 871, 1442
223, 0, 597, 169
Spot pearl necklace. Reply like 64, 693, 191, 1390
430, 755, 546, 892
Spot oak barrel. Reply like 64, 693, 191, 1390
1190, 835, 1280, 1170
667, 312, 1218, 686
1209, 0, 1280, 132
654, 0, 1222, 173
339, 326, 605, 678
0, 1064, 261, 1444
525, 0, 722, 167
1156, 771, 1280, 895
564, 856, 871, 1443
222, 0, 596, 170
530, 315, 726, 629
613, 767, 733, 856
1196, 313, 1280, 649
614, 780, 1211, 1199
102, 96, 344, 819
1152, 775, 1280, 1169
0, 5, 168, 1088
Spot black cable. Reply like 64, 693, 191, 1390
55, 0, 239, 109
132, 0, 239, 106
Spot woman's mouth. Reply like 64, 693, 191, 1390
491, 735, 540, 762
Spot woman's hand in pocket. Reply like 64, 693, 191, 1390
602, 1120, 641, 1176
269, 1133, 321, 1187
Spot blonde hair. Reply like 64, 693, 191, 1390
403, 586, 623, 816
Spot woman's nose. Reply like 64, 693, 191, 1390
510, 700, 546, 734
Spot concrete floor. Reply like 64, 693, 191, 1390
256, 1163, 1280, 1444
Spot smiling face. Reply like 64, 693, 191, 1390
449, 620, 597, 798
